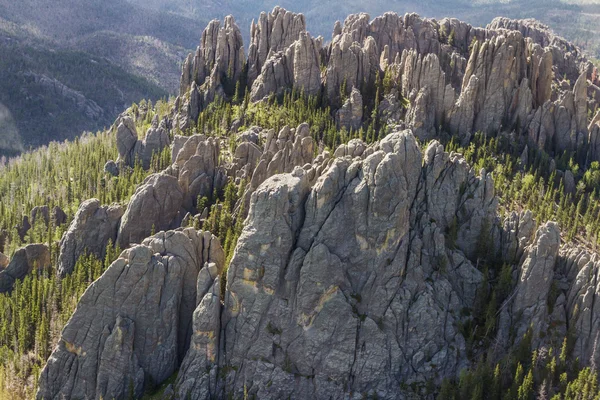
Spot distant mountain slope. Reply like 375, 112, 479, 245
0, 0, 205, 92
0, 0, 203, 48
0, 0, 206, 153
0, 35, 167, 151
73, 31, 189, 91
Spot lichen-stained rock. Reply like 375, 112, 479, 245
117, 173, 184, 248
57, 199, 124, 277
0, 244, 51, 292
37, 229, 224, 400
179, 129, 495, 399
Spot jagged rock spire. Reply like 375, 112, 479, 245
247, 7, 307, 86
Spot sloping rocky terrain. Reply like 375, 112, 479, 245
2, 6, 600, 399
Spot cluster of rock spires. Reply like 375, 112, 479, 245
37, 124, 598, 399
171, 7, 600, 165
25, 7, 600, 400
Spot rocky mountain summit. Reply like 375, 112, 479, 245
22, 6, 600, 400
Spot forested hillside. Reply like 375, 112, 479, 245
4, 5, 600, 400
0, 0, 202, 154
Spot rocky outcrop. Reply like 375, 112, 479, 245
104, 160, 119, 176
247, 7, 308, 86
170, 10, 598, 165
173, 135, 226, 211
325, 33, 378, 108
30, 205, 66, 228
30, 205, 50, 227
117, 173, 184, 249
57, 199, 124, 277
562, 246, 600, 368
115, 116, 138, 166
177, 129, 497, 399
36, 9, 600, 399
38, 229, 225, 400
335, 87, 363, 130
487, 17, 583, 84
511, 222, 561, 340
235, 123, 315, 217
52, 206, 68, 226
250, 31, 322, 101
178, 16, 245, 127
0, 244, 50, 292
115, 115, 170, 169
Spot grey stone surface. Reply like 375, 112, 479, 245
57, 199, 124, 277
0, 244, 51, 292
248, 7, 307, 86
178, 129, 496, 399
336, 87, 363, 130
37, 229, 224, 400
104, 160, 119, 177
117, 173, 184, 248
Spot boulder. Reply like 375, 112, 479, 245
336, 87, 363, 130
0, 244, 51, 292
0, 252, 8, 269
52, 206, 68, 226
30, 205, 50, 227
117, 173, 184, 248
104, 160, 119, 177
57, 199, 124, 277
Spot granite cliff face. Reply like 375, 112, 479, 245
34, 7, 600, 400
170, 8, 599, 165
